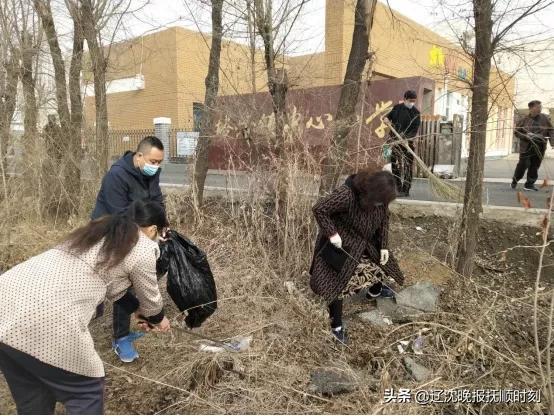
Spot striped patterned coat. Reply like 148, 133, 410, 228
309, 181, 404, 302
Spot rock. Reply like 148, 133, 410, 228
308, 368, 358, 395
357, 310, 392, 327
376, 298, 411, 323
403, 357, 432, 382
376, 283, 440, 322
396, 282, 440, 313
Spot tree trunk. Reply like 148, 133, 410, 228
34, 0, 83, 218
66, 10, 84, 214
254, 0, 289, 215
0, 52, 19, 170
33, 0, 71, 128
81, 0, 109, 174
319, 0, 376, 194
192, 0, 223, 207
20, 32, 38, 188
455, 0, 493, 277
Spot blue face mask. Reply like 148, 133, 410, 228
142, 163, 159, 176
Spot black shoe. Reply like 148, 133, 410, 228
366, 283, 395, 299
523, 185, 539, 192
331, 327, 348, 344
379, 285, 396, 298
511, 180, 517, 189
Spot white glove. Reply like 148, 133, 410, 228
329, 233, 342, 249
380, 249, 389, 265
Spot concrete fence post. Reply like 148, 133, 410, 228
153, 117, 171, 161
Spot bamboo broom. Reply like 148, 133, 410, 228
384, 119, 463, 202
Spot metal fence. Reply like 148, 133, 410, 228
414, 114, 463, 178
84, 127, 198, 161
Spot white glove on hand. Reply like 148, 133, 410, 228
330, 233, 342, 249
380, 249, 389, 265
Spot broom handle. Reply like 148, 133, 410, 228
384, 119, 434, 176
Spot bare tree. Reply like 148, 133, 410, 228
33, 0, 84, 218
193, 0, 224, 207
251, 0, 307, 214
0, 43, 19, 171
12, 5, 42, 187
79, 0, 110, 174
454, 0, 554, 277
319, 0, 377, 194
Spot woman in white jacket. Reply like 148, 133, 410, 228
0, 200, 171, 415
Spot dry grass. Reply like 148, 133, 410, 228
0, 131, 552, 414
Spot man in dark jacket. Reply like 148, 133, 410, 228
511, 100, 554, 191
92, 136, 166, 363
385, 90, 421, 197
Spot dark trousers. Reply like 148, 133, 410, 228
328, 283, 383, 329
329, 299, 343, 329
113, 298, 132, 340
94, 297, 132, 340
513, 142, 546, 187
0, 343, 104, 415
391, 142, 415, 194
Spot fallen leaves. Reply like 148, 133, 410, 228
516, 192, 532, 209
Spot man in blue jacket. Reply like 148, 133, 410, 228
92, 135, 166, 363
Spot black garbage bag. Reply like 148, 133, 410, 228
156, 230, 217, 328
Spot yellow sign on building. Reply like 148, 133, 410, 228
429, 45, 445, 68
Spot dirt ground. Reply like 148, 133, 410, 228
0, 208, 552, 414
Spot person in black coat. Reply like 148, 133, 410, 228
310, 171, 404, 344
92, 136, 165, 219
385, 90, 421, 197
91, 136, 167, 363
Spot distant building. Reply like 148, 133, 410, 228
83, 0, 516, 158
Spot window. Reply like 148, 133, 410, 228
193, 102, 204, 132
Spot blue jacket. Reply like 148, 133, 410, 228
91, 151, 165, 220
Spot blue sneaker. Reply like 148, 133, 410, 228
367, 283, 396, 299
112, 332, 144, 363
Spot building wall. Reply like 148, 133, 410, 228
84, 28, 180, 130
174, 28, 268, 129
84, 27, 268, 130
84, 0, 517, 157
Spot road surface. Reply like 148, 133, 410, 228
158, 163, 553, 209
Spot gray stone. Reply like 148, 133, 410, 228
376, 283, 440, 322
403, 357, 432, 382
396, 282, 440, 313
308, 369, 358, 396
357, 310, 392, 327
376, 298, 412, 323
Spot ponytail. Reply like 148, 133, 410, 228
65, 213, 139, 270
64, 200, 167, 270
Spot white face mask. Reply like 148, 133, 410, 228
405, 102, 415, 109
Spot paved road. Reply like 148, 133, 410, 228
159, 163, 553, 209
10, 155, 551, 209
483, 157, 554, 179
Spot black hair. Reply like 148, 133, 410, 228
404, 90, 417, 100
137, 135, 164, 153
352, 170, 397, 209
528, 100, 542, 109
65, 200, 168, 270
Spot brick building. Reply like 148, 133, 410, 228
83, 0, 516, 158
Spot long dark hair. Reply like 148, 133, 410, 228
65, 200, 168, 270
351, 170, 397, 210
